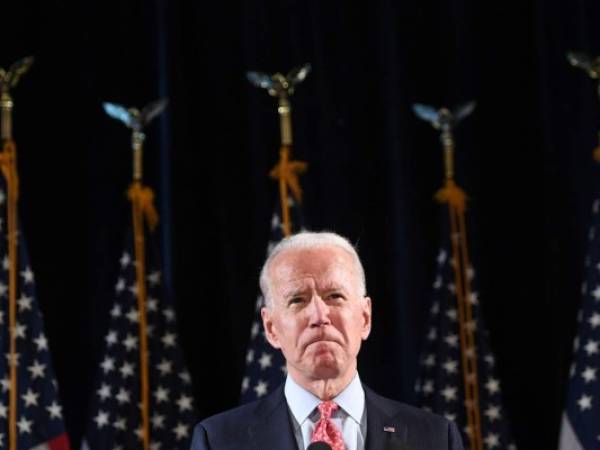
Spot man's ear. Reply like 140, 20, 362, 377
361, 296, 372, 340
261, 306, 281, 349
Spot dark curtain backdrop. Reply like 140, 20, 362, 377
2, 0, 600, 448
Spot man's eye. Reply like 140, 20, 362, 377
288, 297, 304, 306
328, 292, 345, 301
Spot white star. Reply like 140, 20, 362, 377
94, 410, 110, 428
179, 371, 192, 384
0, 282, 6, 297
444, 412, 456, 422
441, 386, 457, 402
154, 386, 170, 403
241, 377, 249, 393
17, 416, 32, 434
593, 286, 600, 300
484, 433, 500, 448
116, 388, 131, 404
16, 295, 32, 311
150, 442, 161, 450
14, 323, 26, 339
147, 297, 158, 312
0, 378, 10, 392
97, 383, 111, 401
5, 352, 20, 367
484, 354, 495, 367
437, 250, 447, 265
176, 394, 193, 412
115, 277, 126, 293
27, 360, 46, 379
464, 320, 477, 332
128, 284, 138, 297
173, 423, 189, 440
22, 389, 39, 407
444, 334, 458, 348
433, 276, 443, 289
484, 405, 501, 422
123, 334, 139, 351
582, 366, 597, 383
585, 340, 599, 356
246, 349, 255, 364
251, 322, 260, 339
147, 271, 161, 287
100, 357, 115, 373
590, 313, 600, 328
466, 266, 475, 280
0, 402, 6, 418
254, 380, 268, 397
443, 359, 458, 374
577, 394, 593, 411
134, 427, 144, 440
46, 401, 63, 419
427, 327, 437, 341
162, 332, 176, 348
469, 292, 479, 305
120, 362, 135, 378
105, 330, 118, 347
163, 308, 176, 322
0, 310, 3, 325
110, 304, 122, 318
152, 413, 165, 429
157, 359, 172, 376
430, 302, 440, 314
34, 333, 48, 351
113, 417, 126, 430
485, 377, 500, 395
120, 252, 131, 268
446, 308, 458, 321
422, 354, 436, 367
422, 380, 434, 394
20, 267, 34, 284
126, 308, 139, 323
258, 353, 273, 370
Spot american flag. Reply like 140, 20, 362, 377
239, 195, 305, 404
82, 221, 196, 449
415, 204, 516, 450
0, 186, 71, 449
559, 198, 600, 450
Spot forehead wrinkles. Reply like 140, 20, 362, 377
269, 247, 357, 294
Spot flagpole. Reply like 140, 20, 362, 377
130, 130, 151, 450
247, 65, 310, 238
436, 117, 483, 450
1, 84, 19, 450
414, 102, 483, 450
0, 56, 32, 450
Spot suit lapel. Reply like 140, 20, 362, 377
248, 385, 298, 450
365, 386, 407, 450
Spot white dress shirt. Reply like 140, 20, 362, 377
284, 373, 367, 450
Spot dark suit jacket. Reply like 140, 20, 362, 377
190, 384, 464, 450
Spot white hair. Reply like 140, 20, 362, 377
259, 231, 366, 308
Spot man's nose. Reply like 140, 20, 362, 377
308, 295, 331, 326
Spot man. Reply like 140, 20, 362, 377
191, 231, 464, 450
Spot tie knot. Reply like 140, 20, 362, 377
317, 401, 339, 420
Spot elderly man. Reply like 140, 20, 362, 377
190, 231, 464, 450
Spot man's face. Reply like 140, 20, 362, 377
261, 245, 371, 384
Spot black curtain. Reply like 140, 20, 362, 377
2, 0, 600, 448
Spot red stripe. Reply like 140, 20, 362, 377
48, 433, 71, 450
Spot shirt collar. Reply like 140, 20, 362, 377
284, 373, 365, 425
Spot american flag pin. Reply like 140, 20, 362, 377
383, 426, 396, 433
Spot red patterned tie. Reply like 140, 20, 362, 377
311, 401, 346, 450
